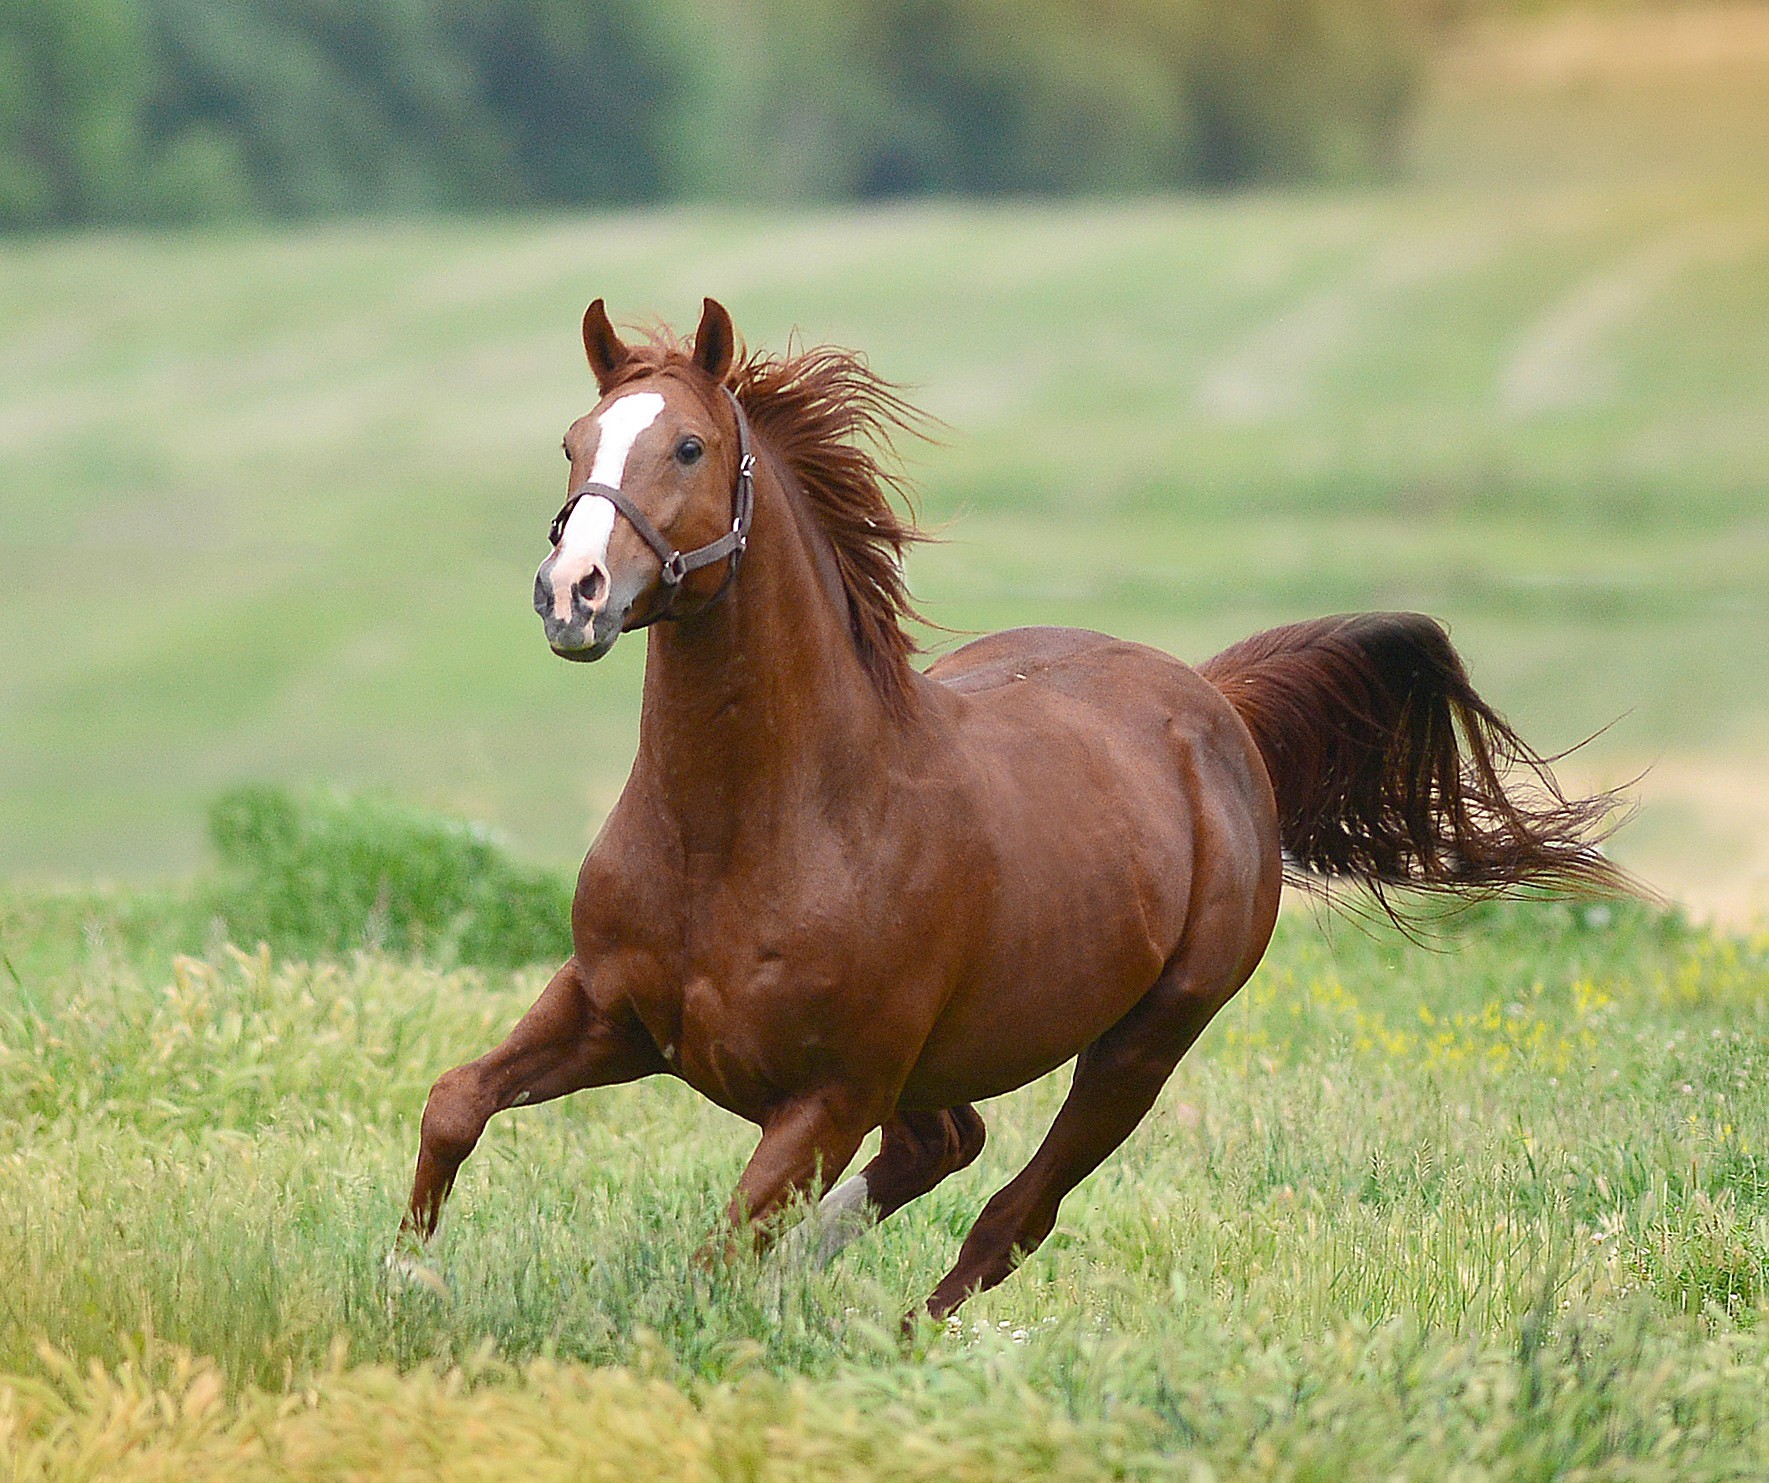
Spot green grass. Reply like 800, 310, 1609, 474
0, 786, 573, 981
2, 897, 1766, 1477
201, 785, 571, 968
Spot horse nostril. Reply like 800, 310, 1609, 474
574, 566, 608, 609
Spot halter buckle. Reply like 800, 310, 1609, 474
548, 492, 579, 549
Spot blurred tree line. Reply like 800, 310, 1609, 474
0, 0, 1431, 228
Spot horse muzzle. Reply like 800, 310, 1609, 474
534, 552, 624, 661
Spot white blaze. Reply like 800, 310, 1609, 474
552, 391, 664, 619
586, 391, 665, 490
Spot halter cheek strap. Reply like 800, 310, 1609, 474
548, 385, 757, 627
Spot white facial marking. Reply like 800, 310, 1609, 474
588, 391, 665, 489
552, 391, 665, 620
552, 497, 614, 621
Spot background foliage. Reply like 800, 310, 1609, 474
0, 0, 1430, 228
202, 786, 571, 967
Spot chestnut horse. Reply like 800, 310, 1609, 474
401, 299, 1627, 1320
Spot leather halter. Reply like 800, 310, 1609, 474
548, 385, 757, 627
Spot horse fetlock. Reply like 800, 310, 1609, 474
693, 1232, 749, 1272
811, 1174, 879, 1267
384, 1246, 452, 1302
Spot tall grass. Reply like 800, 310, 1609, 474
2, 892, 1765, 1476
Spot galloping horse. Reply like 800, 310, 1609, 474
401, 299, 1627, 1319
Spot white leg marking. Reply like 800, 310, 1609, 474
813, 1174, 878, 1268
551, 391, 665, 617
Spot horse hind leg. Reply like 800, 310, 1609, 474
812, 1105, 987, 1266
923, 949, 1250, 1322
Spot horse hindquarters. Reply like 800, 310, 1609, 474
916, 659, 1284, 1317
918, 606, 1632, 1316
906, 636, 1286, 1109
922, 825, 1279, 1319
923, 947, 1244, 1317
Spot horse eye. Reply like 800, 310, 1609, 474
561, 441, 571, 462
675, 436, 704, 466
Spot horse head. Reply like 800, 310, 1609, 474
535, 297, 751, 661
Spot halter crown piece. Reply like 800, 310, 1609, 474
548, 385, 757, 627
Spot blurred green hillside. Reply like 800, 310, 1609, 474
0, 0, 1423, 228
1, 5, 1766, 918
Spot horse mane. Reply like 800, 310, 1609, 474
606, 328, 931, 716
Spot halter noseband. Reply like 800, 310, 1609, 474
547, 385, 757, 627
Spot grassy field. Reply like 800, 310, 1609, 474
2, 895, 1768, 1477
2, 11, 1766, 915
3, 12, 1769, 1480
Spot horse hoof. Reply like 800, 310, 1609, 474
384, 1249, 451, 1301
694, 1235, 746, 1272
897, 1302, 953, 1342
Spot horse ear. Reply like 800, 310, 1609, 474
691, 297, 736, 384
582, 299, 629, 391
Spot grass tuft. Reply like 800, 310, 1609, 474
201, 785, 572, 969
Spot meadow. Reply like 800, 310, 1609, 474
4, 9, 1769, 1478
2, 883, 1768, 1478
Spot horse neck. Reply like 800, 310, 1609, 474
635, 452, 900, 842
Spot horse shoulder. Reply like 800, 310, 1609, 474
563, 794, 687, 988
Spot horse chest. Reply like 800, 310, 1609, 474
654, 961, 846, 1117
598, 797, 964, 1114
629, 915, 901, 1116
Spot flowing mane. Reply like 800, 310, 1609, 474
606, 329, 930, 714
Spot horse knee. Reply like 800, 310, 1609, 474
420, 1065, 493, 1166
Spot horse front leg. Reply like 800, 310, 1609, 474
704, 1090, 881, 1264
401, 956, 665, 1244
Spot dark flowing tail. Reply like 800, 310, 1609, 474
1198, 613, 1636, 916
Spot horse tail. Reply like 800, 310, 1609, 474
1197, 612, 1635, 915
